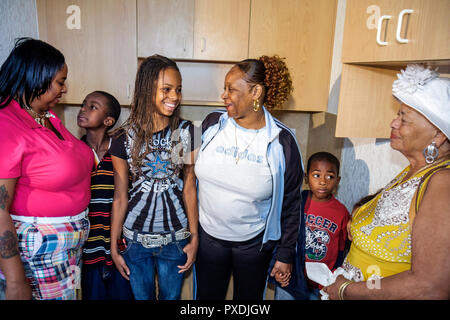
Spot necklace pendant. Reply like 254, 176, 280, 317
34, 117, 45, 126
25, 105, 52, 126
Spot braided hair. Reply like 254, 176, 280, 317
118, 55, 181, 177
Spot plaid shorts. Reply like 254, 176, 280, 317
9, 217, 89, 300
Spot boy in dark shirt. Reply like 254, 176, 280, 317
77, 91, 133, 300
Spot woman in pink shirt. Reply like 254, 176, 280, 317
0, 38, 93, 300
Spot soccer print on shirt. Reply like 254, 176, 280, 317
305, 226, 330, 261
304, 212, 339, 261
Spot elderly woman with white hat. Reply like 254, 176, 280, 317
323, 64, 450, 299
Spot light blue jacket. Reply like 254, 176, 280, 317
200, 107, 304, 263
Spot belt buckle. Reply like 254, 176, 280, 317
141, 234, 167, 248
141, 236, 151, 248
141, 235, 158, 248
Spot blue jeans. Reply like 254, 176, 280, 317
274, 286, 320, 300
81, 264, 134, 300
274, 286, 295, 300
308, 288, 321, 300
122, 237, 188, 300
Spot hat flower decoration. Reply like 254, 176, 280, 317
392, 64, 439, 95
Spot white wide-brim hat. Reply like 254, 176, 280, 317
392, 64, 450, 140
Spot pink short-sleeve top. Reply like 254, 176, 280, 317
0, 100, 94, 217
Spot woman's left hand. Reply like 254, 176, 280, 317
177, 234, 199, 273
322, 275, 349, 300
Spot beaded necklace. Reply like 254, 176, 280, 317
24, 105, 54, 126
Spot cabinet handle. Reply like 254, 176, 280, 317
376, 15, 392, 46
201, 37, 206, 52
183, 38, 187, 52
127, 84, 131, 98
396, 9, 413, 43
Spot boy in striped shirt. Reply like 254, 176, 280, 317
77, 91, 133, 300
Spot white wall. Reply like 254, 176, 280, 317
0, 0, 39, 64
337, 138, 408, 211
327, 0, 347, 115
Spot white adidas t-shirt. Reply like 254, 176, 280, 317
195, 119, 273, 241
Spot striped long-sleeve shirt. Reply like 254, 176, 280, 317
81, 136, 115, 269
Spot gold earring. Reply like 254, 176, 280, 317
253, 99, 260, 112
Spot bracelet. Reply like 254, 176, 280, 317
338, 280, 353, 300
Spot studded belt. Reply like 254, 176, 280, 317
123, 226, 191, 248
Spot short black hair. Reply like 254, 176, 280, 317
92, 90, 121, 128
0, 37, 65, 109
307, 152, 340, 176
352, 189, 381, 211
353, 194, 377, 211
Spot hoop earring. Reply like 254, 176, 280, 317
423, 141, 439, 164
253, 99, 260, 112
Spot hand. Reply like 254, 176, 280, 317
111, 251, 130, 281
5, 279, 32, 300
270, 260, 292, 287
177, 234, 198, 273
322, 275, 348, 300
274, 271, 291, 287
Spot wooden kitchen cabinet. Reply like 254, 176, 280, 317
342, 0, 450, 63
249, 0, 337, 111
138, 0, 250, 62
37, 0, 137, 105
336, 0, 450, 138
335, 64, 399, 138
137, 0, 194, 59
336, 62, 450, 138
193, 0, 250, 61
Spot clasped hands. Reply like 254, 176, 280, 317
270, 260, 292, 287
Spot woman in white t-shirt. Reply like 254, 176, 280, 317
195, 56, 305, 300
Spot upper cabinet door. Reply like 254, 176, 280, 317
137, 0, 194, 59
249, 0, 337, 111
37, 0, 137, 105
335, 64, 399, 138
193, 0, 250, 61
342, 0, 450, 63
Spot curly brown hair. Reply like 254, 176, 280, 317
234, 55, 293, 109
